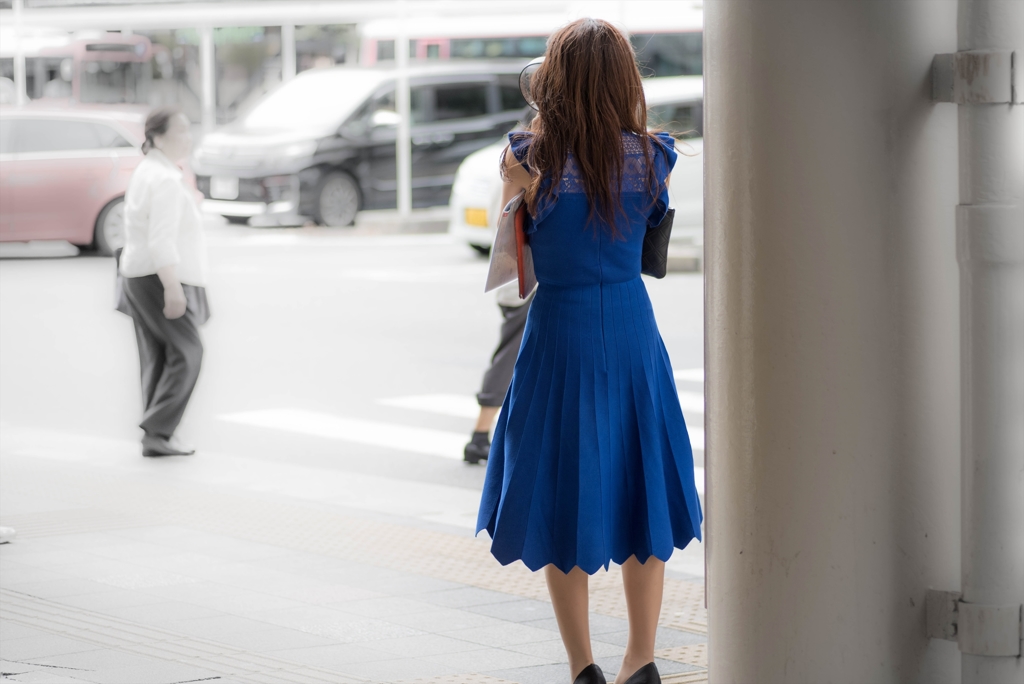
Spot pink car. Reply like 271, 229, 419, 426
0, 107, 147, 255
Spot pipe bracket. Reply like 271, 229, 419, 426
926, 589, 961, 641
955, 205, 1024, 265
926, 590, 1023, 656
958, 602, 1023, 656
932, 50, 1018, 104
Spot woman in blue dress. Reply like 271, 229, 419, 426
476, 18, 703, 684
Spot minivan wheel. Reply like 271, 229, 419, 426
470, 244, 491, 257
93, 197, 125, 256
316, 171, 360, 227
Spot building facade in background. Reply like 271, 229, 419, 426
1, 1, 704, 126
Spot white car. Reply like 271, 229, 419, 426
449, 75, 703, 264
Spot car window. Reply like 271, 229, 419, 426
11, 119, 123, 153
499, 85, 527, 112
435, 84, 489, 121
94, 123, 134, 148
372, 87, 430, 124
648, 102, 703, 139
0, 119, 13, 155
241, 70, 386, 132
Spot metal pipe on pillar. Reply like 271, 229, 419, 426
395, 1, 412, 220
281, 24, 296, 82
12, 0, 26, 106
955, 1, 1024, 681
199, 26, 215, 134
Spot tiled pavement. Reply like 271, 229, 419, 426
0, 433, 707, 684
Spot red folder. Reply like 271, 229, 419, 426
514, 202, 530, 299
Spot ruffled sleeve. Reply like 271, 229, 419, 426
647, 131, 678, 228
505, 131, 557, 233
507, 131, 533, 173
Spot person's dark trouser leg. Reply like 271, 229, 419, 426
132, 313, 164, 419
140, 317, 202, 438
123, 276, 204, 439
466, 295, 533, 464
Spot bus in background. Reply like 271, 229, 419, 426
0, 31, 155, 105
356, 4, 703, 78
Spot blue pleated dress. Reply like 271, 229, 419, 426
476, 131, 703, 575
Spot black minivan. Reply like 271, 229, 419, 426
191, 62, 528, 226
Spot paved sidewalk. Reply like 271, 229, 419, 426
0, 428, 707, 684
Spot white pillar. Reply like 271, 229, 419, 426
706, 2, 963, 681
12, 0, 26, 106
956, 2, 1024, 682
199, 26, 215, 133
281, 24, 296, 81
395, 1, 412, 219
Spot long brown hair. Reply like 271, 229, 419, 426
513, 18, 660, 231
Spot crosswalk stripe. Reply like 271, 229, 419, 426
222, 405, 704, 455
1, 424, 482, 530
676, 390, 704, 414
687, 427, 704, 451
4, 425, 702, 533
380, 393, 706, 420
377, 394, 481, 419
219, 408, 468, 460
674, 367, 705, 383
377, 393, 704, 451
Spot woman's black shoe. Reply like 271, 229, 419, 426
622, 662, 660, 684
573, 663, 607, 684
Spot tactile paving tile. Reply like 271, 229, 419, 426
661, 672, 709, 684
0, 588, 369, 684
2, 457, 707, 637
655, 643, 708, 667
396, 675, 518, 684
661, 580, 707, 633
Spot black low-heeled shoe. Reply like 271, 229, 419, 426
623, 662, 660, 684
573, 663, 607, 684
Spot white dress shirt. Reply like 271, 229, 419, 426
119, 149, 208, 287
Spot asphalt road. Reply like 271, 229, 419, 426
0, 222, 705, 575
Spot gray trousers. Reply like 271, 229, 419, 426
122, 275, 205, 439
477, 295, 533, 407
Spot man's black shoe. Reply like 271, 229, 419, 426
463, 431, 490, 464
142, 434, 195, 457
